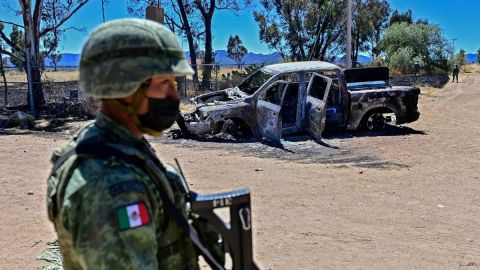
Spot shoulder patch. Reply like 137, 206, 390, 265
109, 181, 146, 197
116, 202, 151, 230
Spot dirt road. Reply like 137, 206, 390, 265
1, 71, 479, 269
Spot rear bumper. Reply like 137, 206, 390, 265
396, 109, 420, 125
406, 110, 420, 123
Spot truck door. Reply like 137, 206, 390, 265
255, 81, 288, 144
305, 73, 332, 141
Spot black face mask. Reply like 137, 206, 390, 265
138, 97, 180, 133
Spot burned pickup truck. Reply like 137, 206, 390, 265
178, 61, 420, 144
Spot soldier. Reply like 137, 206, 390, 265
47, 19, 222, 269
452, 64, 460, 83
414, 61, 420, 77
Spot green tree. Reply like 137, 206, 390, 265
254, 0, 346, 61
388, 9, 413, 26
476, 48, 480, 64
388, 46, 414, 74
6, 25, 26, 69
380, 22, 451, 74
227, 35, 248, 68
456, 49, 466, 66
42, 0, 64, 71
193, 0, 251, 90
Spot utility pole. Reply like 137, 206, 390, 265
450, 38, 457, 60
146, 1, 164, 24
101, 0, 106, 23
346, 0, 352, 68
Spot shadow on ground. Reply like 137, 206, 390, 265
323, 125, 427, 139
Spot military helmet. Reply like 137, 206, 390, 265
79, 18, 193, 98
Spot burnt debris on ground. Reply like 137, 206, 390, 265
0, 101, 96, 132
163, 128, 409, 169
390, 74, 449, 88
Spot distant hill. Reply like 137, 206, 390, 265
4, 53, 80, 68
466, 54, 477, 64
4, 51, 282, 68
2, 50, 378, 68
357, 55, 372, 64
185, 50, 283, 66
44, 53, 80, 67
334, 55, 372, 66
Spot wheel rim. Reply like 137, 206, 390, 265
367, 113, 386, 130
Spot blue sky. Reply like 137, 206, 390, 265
1, 0, 479, 54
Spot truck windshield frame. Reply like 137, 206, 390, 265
238, 70, 273, 95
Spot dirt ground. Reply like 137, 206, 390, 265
1, 70, 479, 269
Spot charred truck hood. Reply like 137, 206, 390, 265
182, 88, 251, 135
191, 88, 244, 104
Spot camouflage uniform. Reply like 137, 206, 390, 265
46, 19, 220, 269
47, 113, 199, 269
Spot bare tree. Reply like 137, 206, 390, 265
127, 0, 202, 86
193, 0, 250, 90
128, 0, 250, 90
227, 34, 247, 68
0, 38, 8, 106
0, 0, 89, 111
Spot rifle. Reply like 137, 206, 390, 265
52, 141, 260, 270
190, 189, 260, 270
176, 159, 260, 270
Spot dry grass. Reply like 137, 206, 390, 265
196, 66, 242, 78
42, 70, 79, 81
180, 101, 196, 113
420, 86, 438, 97
4, 67, 243, 82
4, 70, 79, 82
463, 64, 475, 73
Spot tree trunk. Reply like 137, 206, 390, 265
53, 54, 58, 71
352, 28, 360, 66
28, 64, 44, 108
21, 0, 45, 111
25, 30, 45, 110
185, 32, 198, 87
200, 16, 213, 91
177, 0, 199, 86
320, 43, 329, 61
0, 51, 8, 106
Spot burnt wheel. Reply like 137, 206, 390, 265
220, 120, 244, 137
366, 112, 386, 131
219, 119, 253, 138
176, 114, 191, 135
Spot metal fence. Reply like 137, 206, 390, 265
0, 63, 264, 108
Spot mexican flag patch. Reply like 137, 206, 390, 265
117, 202, 151, 230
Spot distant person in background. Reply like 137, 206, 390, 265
452, 64, 460, 83
414, 62, 420, 77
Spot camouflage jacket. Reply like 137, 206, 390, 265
47, 113, 200, 270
